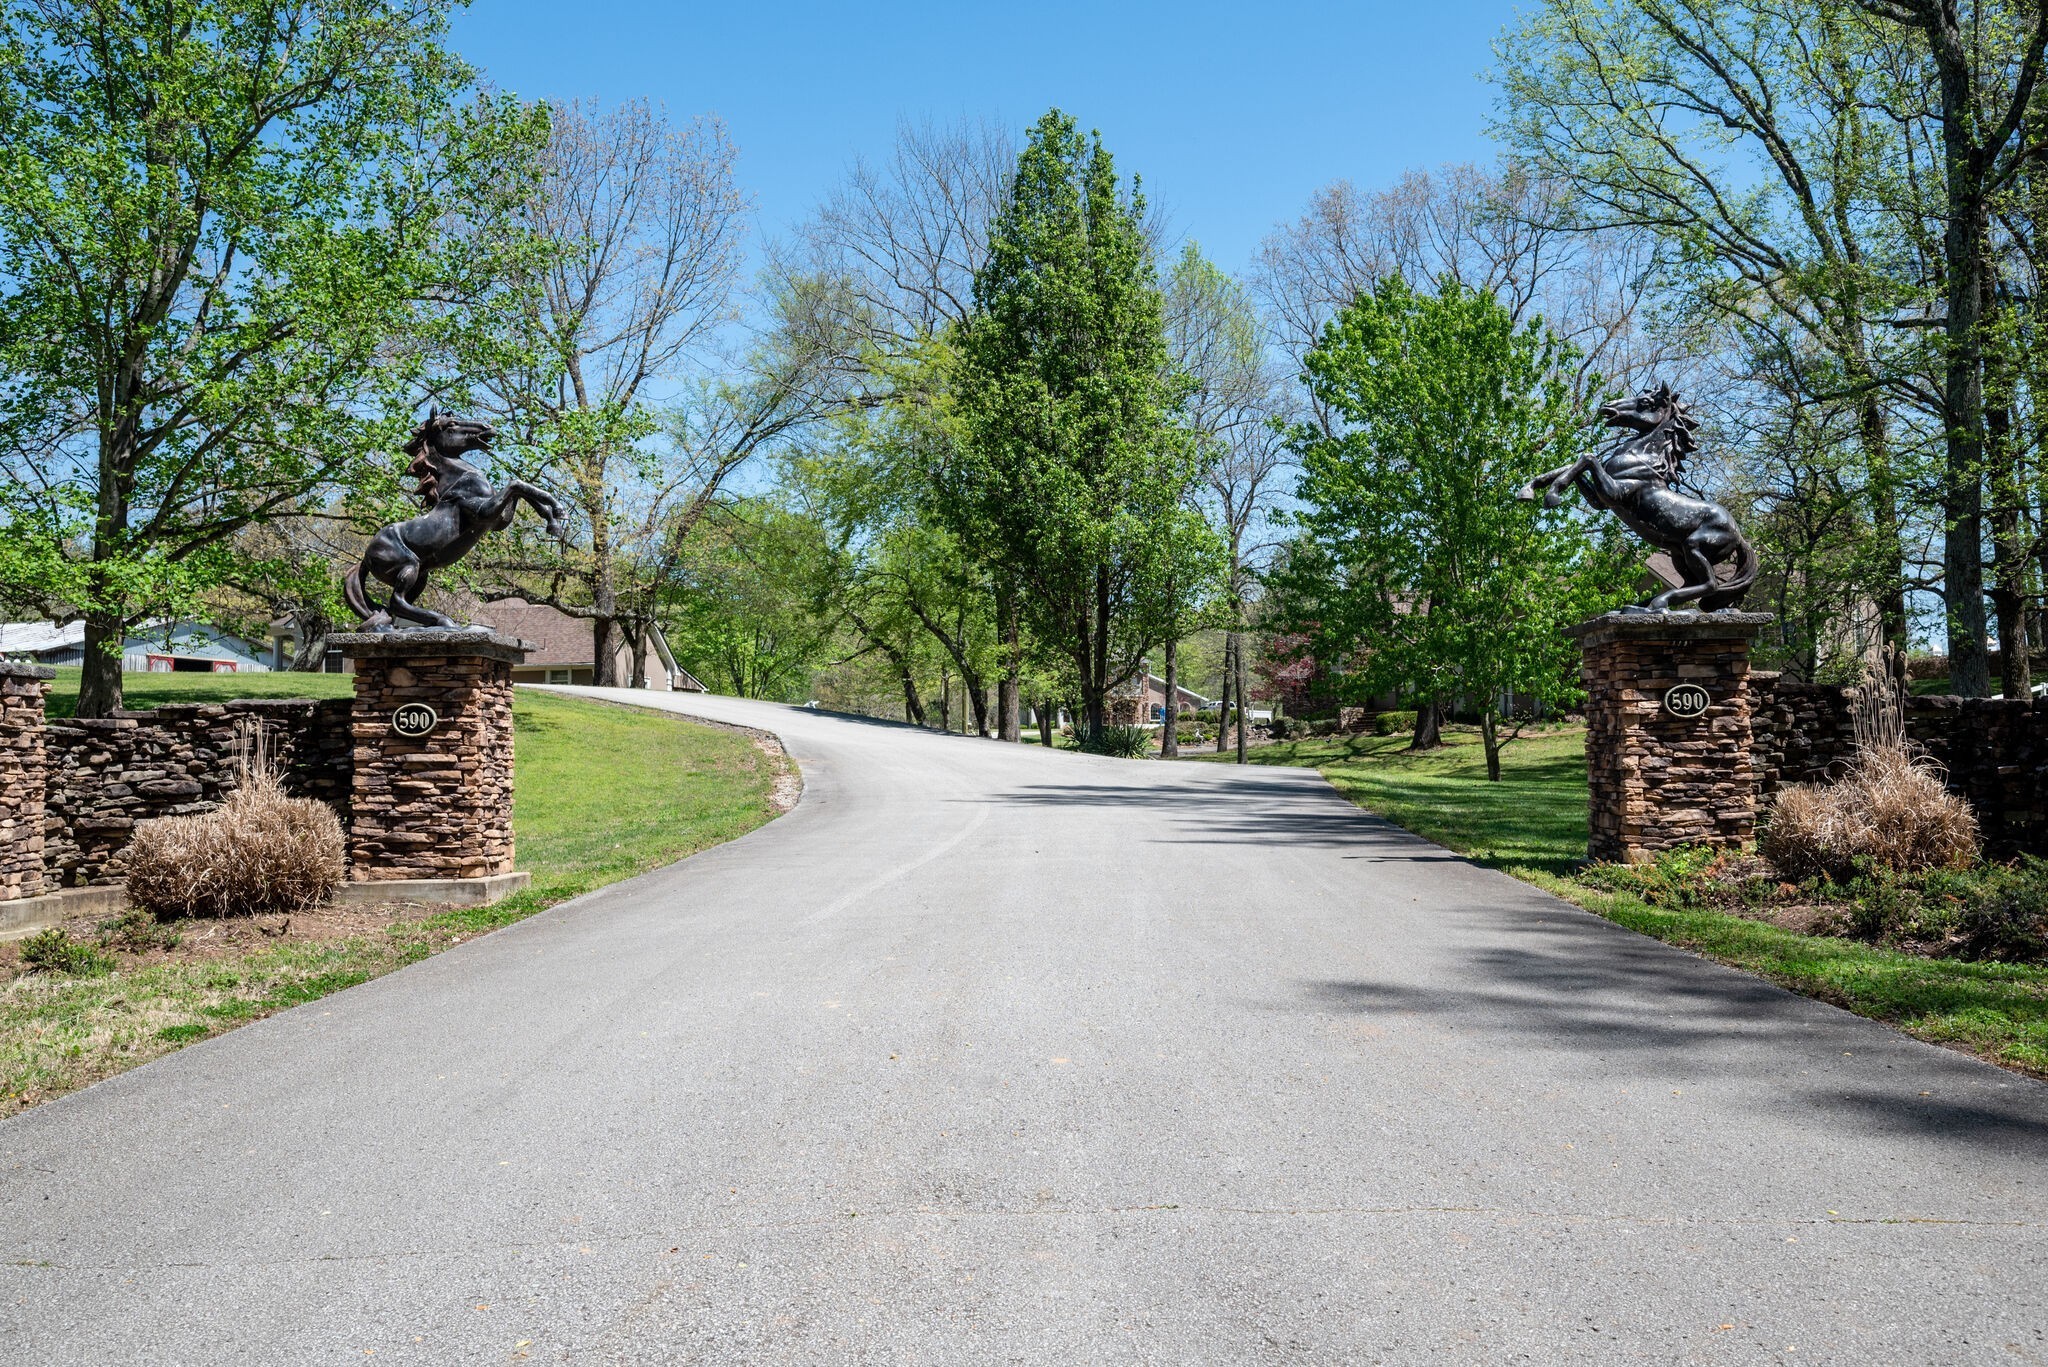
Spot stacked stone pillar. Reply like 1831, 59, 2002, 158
0, 662, 54, 904
328, 631, 531, 884
1567, 611, 1773, 864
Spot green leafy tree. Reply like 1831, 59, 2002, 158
0, 0, 547, 714
948, 110, 1205, 744
1282, 277, 1636, 780
662, 501, 836, 701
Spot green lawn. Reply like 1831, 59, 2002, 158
1212, 727, 1590, 876
1211, 724, 2048, 1077
40, 664, 356, 717
1, 685, 786, 1112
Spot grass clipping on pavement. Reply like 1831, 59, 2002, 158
1220, 725, 2048, 1078
0, 690, 789, 1113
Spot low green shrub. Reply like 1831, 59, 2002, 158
20, 928, 115, 978
1080, 724, 1154, 759
98, 907, 180, 953
1372, 710, 1418, 737
1576, 845, 2048, 964
1959, 857, 2048, 962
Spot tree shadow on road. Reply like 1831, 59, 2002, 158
986, 775, 1458, 854
1299, 903, 2048, 1153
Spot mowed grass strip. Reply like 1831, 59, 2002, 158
39, 664, 356, 717
1, 688, 786, 1112
1215, 725, 2048, 1077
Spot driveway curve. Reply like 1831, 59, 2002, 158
2, 688, 2043, 1365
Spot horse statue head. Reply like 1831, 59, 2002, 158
1596, 383, 1698, 484
403, 408, 498, 506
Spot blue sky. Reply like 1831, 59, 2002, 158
451, 1, 1520, 274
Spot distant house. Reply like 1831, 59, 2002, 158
266, 599, 707, 691
1103, 671, 1216, 726
478, 599, 702, 691
1137, 673, 1213, 722
0, 619, 272, 673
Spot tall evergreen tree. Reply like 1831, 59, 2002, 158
947, 110, 1210, 744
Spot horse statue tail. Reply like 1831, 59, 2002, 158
1703, 533, 1760, 611
342, 560, 375, 621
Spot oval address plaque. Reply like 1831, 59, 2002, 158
1663, 683, 1711, 719
392, 702, 439, 738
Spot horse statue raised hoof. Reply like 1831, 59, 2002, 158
343, 409, 567, 632
1516, 383, 1758, 613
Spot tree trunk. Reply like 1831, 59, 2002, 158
1216, 632, 1234, 754
1930, 30, 1994, 697
1846, 379, 1910, 650
901, 667, 928, 726
77, 611, 126, 718
997, 581, 1021, 742
287, 608, 331, 672
1036, 699, 1055, 749
1160, 635, 1180, 759
628, 624, 651, 690
1481, 708, 1502, 782
1410, 699, 1444, 751
1085, 566, 1112, 745
1234, 626, 1251, 764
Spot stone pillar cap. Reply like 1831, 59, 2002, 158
1567, 610, 1774, 647
0, 661, 56, 680
327, 629, 535, 664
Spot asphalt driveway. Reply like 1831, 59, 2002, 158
2, 689, 2042, 1364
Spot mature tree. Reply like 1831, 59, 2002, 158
948, 111, 1203, 744
662, 501, 835, 701
1282, 278, 1636, 779
471, 99, 753, 684
1164, 245, 1286, 761
1866, 0, 2048, 695
784, 119, 1032, 737
1255, 164, 1672, 427
1496, 0, 2048, 693
0, 0, 545, 715
784, 369, 1005, 734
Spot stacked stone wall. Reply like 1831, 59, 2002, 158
42, 698, 352, 887
0, 665, 53, 900
345, 646, 517, 880
1749, 676, 1857, 794
1751, 677, 2048, 856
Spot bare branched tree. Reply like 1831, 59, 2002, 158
1252, 164, 1674, 426
474, 99, 752, 683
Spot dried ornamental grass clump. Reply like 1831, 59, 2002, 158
1760, 648, 1978, 881
123, 767, 345, 918
1761, 745, 1979, 881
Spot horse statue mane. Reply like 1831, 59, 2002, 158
1626, 382, 1699, 484
1517, 382, 1759, 614
342, 408, 566, 632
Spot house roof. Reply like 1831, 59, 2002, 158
479, 599, 600, 667
3, 618, 255, 659
0, 620, 83, 653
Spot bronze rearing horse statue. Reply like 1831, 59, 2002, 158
343, 409, 567, 632
1518, 383, 1758, 613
